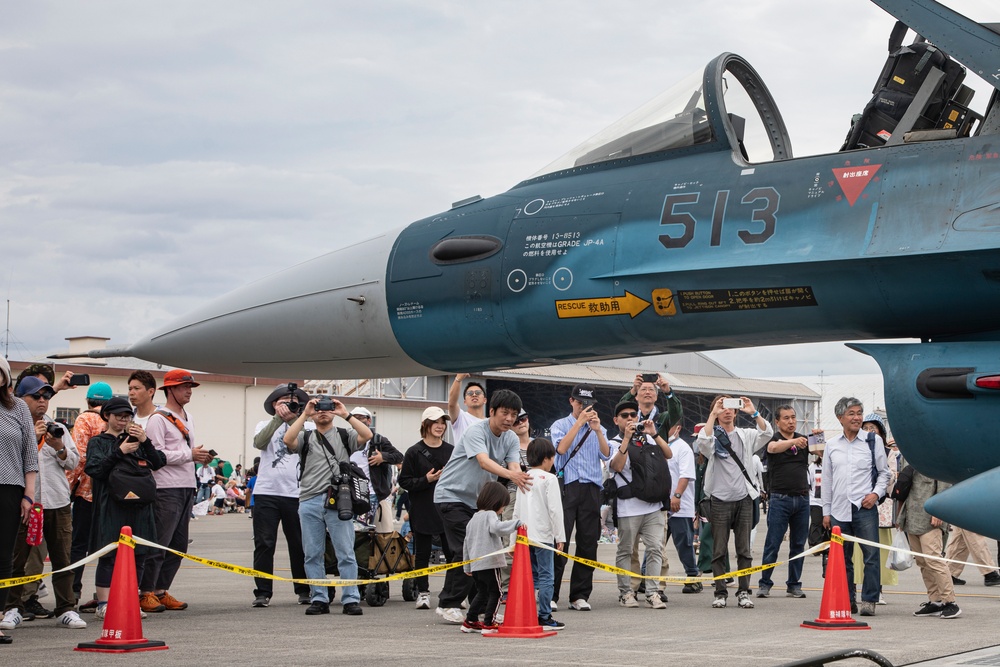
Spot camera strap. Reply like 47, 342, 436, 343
556, 426, 592, 477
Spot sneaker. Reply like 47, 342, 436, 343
95, 604, 106, 621
435, 607, 464, 624
657, 590, 668, 603
140, 609, 147, 619
550, 600, 558, 611
342, 602, 363, 616
415, 592, 431, 610
940, 602, 962, 619
252, 595, 270, 608
682, 583, 702, 594
985, 572, 1000, 587
461, 620, 484, 634
712, 595, 727, 608
786, 586, 806, 599
460, 600, 469, 610
725, 577, 735, 587
877, 593, 887, 605
494, 610, 504, 624
619, 591, 639, 608
480, 623, 500, 634
537, 615, 565, 630
26, 597, 54, 619
0, 609, 22, 630
736, 591, 754, 609
913, 601, 944, 617
38, 583, 49, 599
79, 597, 100, 613
158, 591, 188, 610
57, 611, 87, 629
646, 593, 667, 609
851, 601, 859, 615
569, 599, 591, 611
756, 583, 771, 598
951, 575, 966, 586
140, 592, 166, 613
305, 601, 329, 615
297, 593, 311, 605
858, 601, 876, 617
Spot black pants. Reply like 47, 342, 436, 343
0, 485, 24, 614
70, 496, 93, 596
412, 530, 452, 594
252, 494, 310, 598
140, 487, 194, 593
467, 568, 502, 625
710, 495, 753, 596
437, 502, 475, 608
552, 481, 601, 603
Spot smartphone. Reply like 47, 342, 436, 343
722, 398, 743, 409
208, 449, 218, 457
640, 373, 659, 384
68, 374, 91, 386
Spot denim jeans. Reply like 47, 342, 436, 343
833, 505, 880, 603
299, 494, 359, 605
530, 544, 554, 618
758, 493, 810, 588
667, 515, 699, 576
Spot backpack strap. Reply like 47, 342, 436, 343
865, 431, 881, 497
154, 409, 191, 447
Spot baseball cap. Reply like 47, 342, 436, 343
86, 381, 113, 401
571, 383, 598, 406
350, 407, 373, 419
159, 369, 201, 389
421, 406, 450, 422
16, 376, 54, 398
614, 400, 638, 417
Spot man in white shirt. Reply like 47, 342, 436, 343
821, 396, 890, 618
664, 425, 700, 593
447, 374, 486, 444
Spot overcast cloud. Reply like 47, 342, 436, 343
2, 0, 994, 379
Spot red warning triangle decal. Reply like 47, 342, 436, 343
833, 164, 881, 206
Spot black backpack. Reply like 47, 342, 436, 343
298, 427, 351, 481
890, 464, 915, 503
616, 438, 672, 505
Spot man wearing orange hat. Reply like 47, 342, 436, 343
139, 369, 214, 614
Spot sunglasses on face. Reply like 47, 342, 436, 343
618, 411, 638, 418
465, 390, 484, 397
514, 415, 528, 425
30, 392, 54, 401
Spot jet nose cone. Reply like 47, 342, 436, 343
128, 230, 435, 379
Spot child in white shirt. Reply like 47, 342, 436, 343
512, 438, 566, 630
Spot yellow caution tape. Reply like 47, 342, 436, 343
0, 541, 119, 589
119, 533, 136, 549
831, 533, 844, 545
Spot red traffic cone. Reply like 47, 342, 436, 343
801, 526, 870, 630
484, 526, 556, 639
76, 526, 169, 652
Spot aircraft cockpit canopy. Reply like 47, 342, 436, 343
530, 53, 792, 180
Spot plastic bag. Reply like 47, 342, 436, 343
887, 530, 914, 571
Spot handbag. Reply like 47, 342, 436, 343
887, 530, 914, 571
108, 455, 157, 506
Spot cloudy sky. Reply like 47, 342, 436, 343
2, 0, 995, 379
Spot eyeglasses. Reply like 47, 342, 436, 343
110, 412, 134, 420
465, 390, 484, 397
618, 411, 638, 418
30, 392, 54, 401
514, 415, 528, 425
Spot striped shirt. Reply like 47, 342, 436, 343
551, 414, 609, 488
0, 398, 40, 486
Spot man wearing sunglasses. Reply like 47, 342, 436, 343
1, 377, 83, 631
447, 373, 486, 443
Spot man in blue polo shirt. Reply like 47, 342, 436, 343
550, 384, 610, 611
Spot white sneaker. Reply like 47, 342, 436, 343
140, 609, 148, 619
435, 607, 464, 624
460, 600, 469, 610
38, 582, 49, 599
712, 596, 727, 608
619, 591, 639, 608
877, 593, 887, 605
58, 611, 87, 629
646, 593, 667, 609
0, 609, 22, 630
569, 599, 591, 611
415, 592, 430, 610
95, 604, 106, 620
550, 600, 558, 611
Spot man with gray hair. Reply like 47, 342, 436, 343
821, 397, 890, 617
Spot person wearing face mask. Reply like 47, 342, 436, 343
398, 406, 455, 611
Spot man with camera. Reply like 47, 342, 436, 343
284, 396, 372, 616
348, 407, 403, 527
696, 395, 773, 609
1, 377, 84, 631
139, 369, 214, 614
550, 383, 610, 611
608, 400, 672, 609
249, 383, 313, 608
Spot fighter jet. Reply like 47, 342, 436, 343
77, 1, 1000, 538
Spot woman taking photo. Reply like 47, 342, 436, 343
0, 358, 38, 644
398, 406, 454, 611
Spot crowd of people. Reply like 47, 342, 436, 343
2, 362, 1000, 644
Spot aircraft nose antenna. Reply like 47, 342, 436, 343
347, 296, 366, 305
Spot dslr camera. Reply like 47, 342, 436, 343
46, 422, 65, 439
285, 383, 303, 414
315, 398, 336, 412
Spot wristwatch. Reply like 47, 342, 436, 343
673, 493, 682, 499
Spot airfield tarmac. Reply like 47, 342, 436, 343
3, 514, 998, 667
